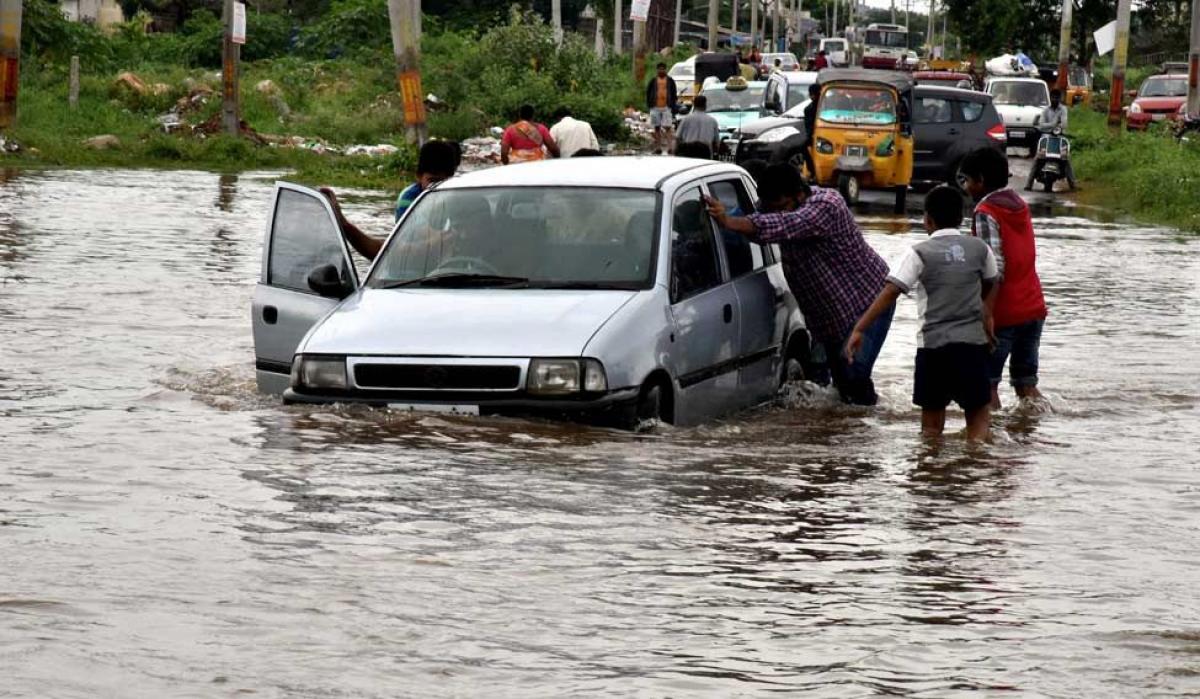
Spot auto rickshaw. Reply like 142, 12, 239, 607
693, 53, 740, 98
1065, 65, 1093, 106
810, 69, 913, 213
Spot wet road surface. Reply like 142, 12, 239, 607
1, 167, 1198, 697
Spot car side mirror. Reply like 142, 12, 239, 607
307, 264, 352, 300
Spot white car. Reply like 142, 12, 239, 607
985, 76, 1050, 152
251, 158, 813, 429
670, 56, 696, 100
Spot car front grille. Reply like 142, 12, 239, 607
354, 364, 522, 391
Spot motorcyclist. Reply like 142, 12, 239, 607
1026, 89, 1076, 191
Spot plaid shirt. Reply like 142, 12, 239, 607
747, 187, 888, 342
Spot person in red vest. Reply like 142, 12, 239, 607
959, 147, 1048, 409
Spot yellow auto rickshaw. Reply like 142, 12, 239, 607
810, 69, 914, 213
1065, 65, 1093, 107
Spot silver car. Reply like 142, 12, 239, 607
251, 158, 812, 429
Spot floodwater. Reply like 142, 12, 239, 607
2, 167, 1198, 697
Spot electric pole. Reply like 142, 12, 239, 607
674, 0, 682, 46
832, 0, 838, 38
773, 0, 780, 48
633, 15, 647, 84
0, 0, 22, 130
1187, 0, 1200, 118
733, 0, 739, 37
552, 0, 562, 45
1056, 0, 1072, 90
221, 0, 240, 135
389, 0, 426, 144
613, 0, 622, 55
926, 0, 935, 57
708, 0, 720, 49
891, 0, 896, 24
1108, 0, 1132, 127
751, 0, 758, 50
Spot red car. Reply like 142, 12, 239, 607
913, 71, 977, 91
1127, 74, 1188, 131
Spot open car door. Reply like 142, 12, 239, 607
251, 182, 359, 395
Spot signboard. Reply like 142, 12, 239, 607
1094, 20, 1116, 56
231, 2, 246, 45
630, 0, 650, 22
398, 70, 426, 126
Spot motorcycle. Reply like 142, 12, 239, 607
1029, 126, 1072, 193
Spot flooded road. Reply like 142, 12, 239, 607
2, 167, 1198, 697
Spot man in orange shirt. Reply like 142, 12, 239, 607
644, 62, 678, 154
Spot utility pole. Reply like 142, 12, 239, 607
1055, 0, 1072, 90
673, 0, 682, 46
221, 0, 240, 136
1187, 0, 1200, 118
751, 0, 758, 51
0, 0, 20, 130
389, 0, 426, 144
832, 0, 838, 38
773, 0, 780, 49
596, 16, 605, 56
905, 0, 910, 47
891, 0, 896, 24
733, 0, 739, 37
708, 0, 720, 49
926, 0, 935, 57
614, 0, 622, 55
633, 15, 647, 84
941, 1, 947, 57
1108, 0, 1132, 127
552, 0, 562, 45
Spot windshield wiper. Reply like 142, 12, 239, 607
532, 281, 641, 290
380, 273, 530, 289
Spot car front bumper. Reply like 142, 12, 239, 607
282, 386, 641, 417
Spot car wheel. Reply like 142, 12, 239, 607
837, 174, 860, 204
617, 379, 671, 432
893, 185, 907, 214
949, 158, 969, 192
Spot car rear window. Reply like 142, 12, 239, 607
959, 100, 985, 122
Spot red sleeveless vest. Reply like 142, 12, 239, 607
975, 190, 1048, 328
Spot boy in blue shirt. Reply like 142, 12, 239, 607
321, 140, 459, 261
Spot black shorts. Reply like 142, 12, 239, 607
913, 343, 992, 412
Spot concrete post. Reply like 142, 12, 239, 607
1108, 0, 1132, 127
596, 16, 605, 57
773, 0, 780, 49
832, 0, 838, 38
614, 0, 622, 55
751, 0, 758, 52
69, 56, 80, 109
0, 0, 23, 130
1187, 0, 1200, 118
552, 0, 562, 46
388, 0, 426, 144
674, 0, 682, 46
926, 0, 935, 56
1056, 0, 1073, 91
707, 0, 719, 50
733, 0, 739, 37
633, 17, 647, 84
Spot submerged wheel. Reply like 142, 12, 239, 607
893, 185, 908, 214
617, 379, 672, 432
837, 174, 860, 205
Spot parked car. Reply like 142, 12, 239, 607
985, 76, 1050, 151
251, 159, 813, 429
699, 77, 768, 157
1127, 73, 1189, 131
760, 70, 820, 117
735, 85, 1006, 187
1162, 61, 1189, 75
913, 70, 976, 90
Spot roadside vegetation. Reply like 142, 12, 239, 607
1069, 107, 1200, 234
7, 0, 670, 187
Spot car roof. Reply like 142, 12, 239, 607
914, 71, 972, 79
818, 68, 914, 91
704, 79, 767, 90
776, 71, 819, 84
914, 85, 990, 102
438, 157, 739, 191
987, 76, 1044, 83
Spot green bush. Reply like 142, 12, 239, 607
297, 0, 390, 59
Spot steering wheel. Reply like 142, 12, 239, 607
429, 256, 501, 277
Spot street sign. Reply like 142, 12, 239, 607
1094, 20, 1116, 56
231, 2, 246, 45
630, 0, 650, 21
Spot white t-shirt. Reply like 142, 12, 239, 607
549, 117, 600, 158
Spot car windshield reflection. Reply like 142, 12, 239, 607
818, 87, 897, 125
989, 82, 1049, 107
367, 187, 659, 291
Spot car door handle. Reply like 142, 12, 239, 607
263, 305, 278, 325
723, 304, 733, 324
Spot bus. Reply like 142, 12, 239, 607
862, 23, 909, 70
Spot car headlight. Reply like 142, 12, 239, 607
527, 359, 608, 395
1130, 102, 1142, 114
291, 355, 348, 390
756, 127, 796, 143
815, 137, 834, 154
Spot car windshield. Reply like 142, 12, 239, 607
783, 99, 811, 118
988, 81, 1049, 106
669, 63, 693, 80
787, 82, 815, 105
763, 54, 797, 67
704, 85, 766, 112
1140, 77, 1187, 97
865, 30, 908, 48
367, 188, 659, 290
818, 87, 897, 125
1068, 66, 1090, 88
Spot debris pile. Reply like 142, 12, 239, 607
623, 108, 654, 142
461, 136, 501, 165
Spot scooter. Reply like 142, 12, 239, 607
1028, 126, 1073, 193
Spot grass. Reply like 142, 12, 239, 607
2, 59, 417, 190
1069, 107, 1200, 234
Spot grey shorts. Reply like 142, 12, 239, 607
649, 107, 673, 129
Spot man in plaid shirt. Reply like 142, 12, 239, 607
705, 164, 892, 405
